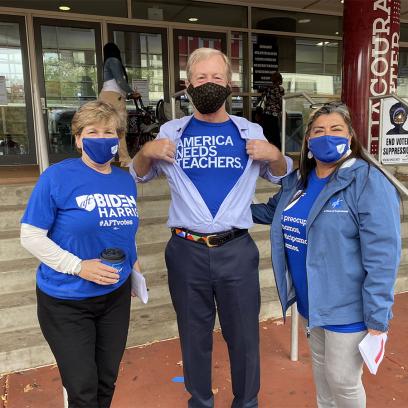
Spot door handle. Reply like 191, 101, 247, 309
40, 97, 47, 114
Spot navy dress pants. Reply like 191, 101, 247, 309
165, 232, 261, 408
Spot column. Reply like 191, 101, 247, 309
342, 0, 400, 153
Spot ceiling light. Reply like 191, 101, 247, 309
341, 0, 344, 3
59, 5, 70, 11
317, 41, 330, 46
335, 31, 339, 35
298, 19, 311, 24
188, 17, 198, 22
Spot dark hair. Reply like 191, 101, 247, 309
299, 101, 372, 188
389, 102, 407, 124
271, 71, 282, 85
103, 42, 128, 82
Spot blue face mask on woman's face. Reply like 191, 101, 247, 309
308, 135, 350, 163
82, 137, 119, 164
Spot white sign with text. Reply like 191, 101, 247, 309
379, 96, 408, 164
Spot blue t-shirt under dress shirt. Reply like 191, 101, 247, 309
176, 117, 248, 219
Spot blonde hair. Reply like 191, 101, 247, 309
71, 100, 125, 137
186, 47, 232, 83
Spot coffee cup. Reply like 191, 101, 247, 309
100, 248, 126, 273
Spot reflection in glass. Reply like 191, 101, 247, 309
230, 96, 244, 117
0, 1, 128, 17
41, 25, 97, 154
177, 34, 223, 88
0, 22, 29, 157
113, 31, 164, 105
231, 33, 245, 93
251, 35, 342, 96
252, 8, 342, 36
398, 48, 408, 97
132, 0, 247, 28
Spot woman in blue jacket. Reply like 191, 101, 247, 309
21, 101, 141, 408
252, 102, 401, 408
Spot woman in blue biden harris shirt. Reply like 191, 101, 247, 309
252, 102, 400, 408
20, 101, 140, 408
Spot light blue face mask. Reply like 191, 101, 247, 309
82, 137, 119, 164
308, 135, 350, 163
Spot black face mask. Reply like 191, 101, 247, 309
187, 82, 231, 114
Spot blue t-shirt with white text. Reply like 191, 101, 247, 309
176, 117, 248, 218
281, 169, 366, 333
21, 159, 139, 300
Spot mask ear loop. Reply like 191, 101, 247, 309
345, 136, 352, 158
185, 86, 197, 112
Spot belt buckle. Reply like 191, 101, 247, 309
206, 234, 218, 248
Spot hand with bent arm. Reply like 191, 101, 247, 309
79, 259, 120, 285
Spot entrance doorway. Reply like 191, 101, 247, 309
33, 18, 102, 162
173, 29, 227, 94
0, 14, 35, 165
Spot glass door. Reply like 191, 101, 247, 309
107, 24, 168, 155
108, 24, 168, 107
33, 18, 102, 162
0, 15, 35, 165
173, 30, 227, 94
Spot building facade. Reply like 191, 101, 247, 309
0, 0, 408, 165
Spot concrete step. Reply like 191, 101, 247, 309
1, 257, 407, 374
0, 183, 280, 232
0, 285, 282, 374
0, 258, 39, 295
0, 230, 32, 261
0, 224, 268, 296
0, 205, 25, 231
0, 184, 34, 207
0, 257, 275, 334
0, 177, 170, 208
3, 226, 407, 268
0, 228, 272, 263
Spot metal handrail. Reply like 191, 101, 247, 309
171, 90, 186, 120
281, 92, 319, 361
367, 93, 408, 197
281, 92, 316, 156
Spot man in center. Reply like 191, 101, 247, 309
131, 48, 292, 408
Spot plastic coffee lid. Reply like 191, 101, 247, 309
100, 248, 126, 262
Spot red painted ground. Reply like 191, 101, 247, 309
2, 293, 407, 408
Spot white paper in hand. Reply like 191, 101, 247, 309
131, 269, 148, 304
358, 332, 387, 375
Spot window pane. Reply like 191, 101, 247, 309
231, 32, 247, 93
252, 8, 342, 36
0, 1, 127, 17
251, 35, 341, 95
41, 25, 98, 154
398, 47, 408, 96
132, 0, 247, 28
113, 30, 165, 105
0, 22, 30, 157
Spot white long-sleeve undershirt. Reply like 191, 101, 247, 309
20, 223, 82, 275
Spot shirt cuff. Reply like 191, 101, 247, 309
264, 155, 293, 183
128, 162, 156, 183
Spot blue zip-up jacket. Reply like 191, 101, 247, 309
251, 158, 401, 332
130, 114, 292, 233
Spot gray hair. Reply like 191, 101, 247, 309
186, 47, 232, 83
